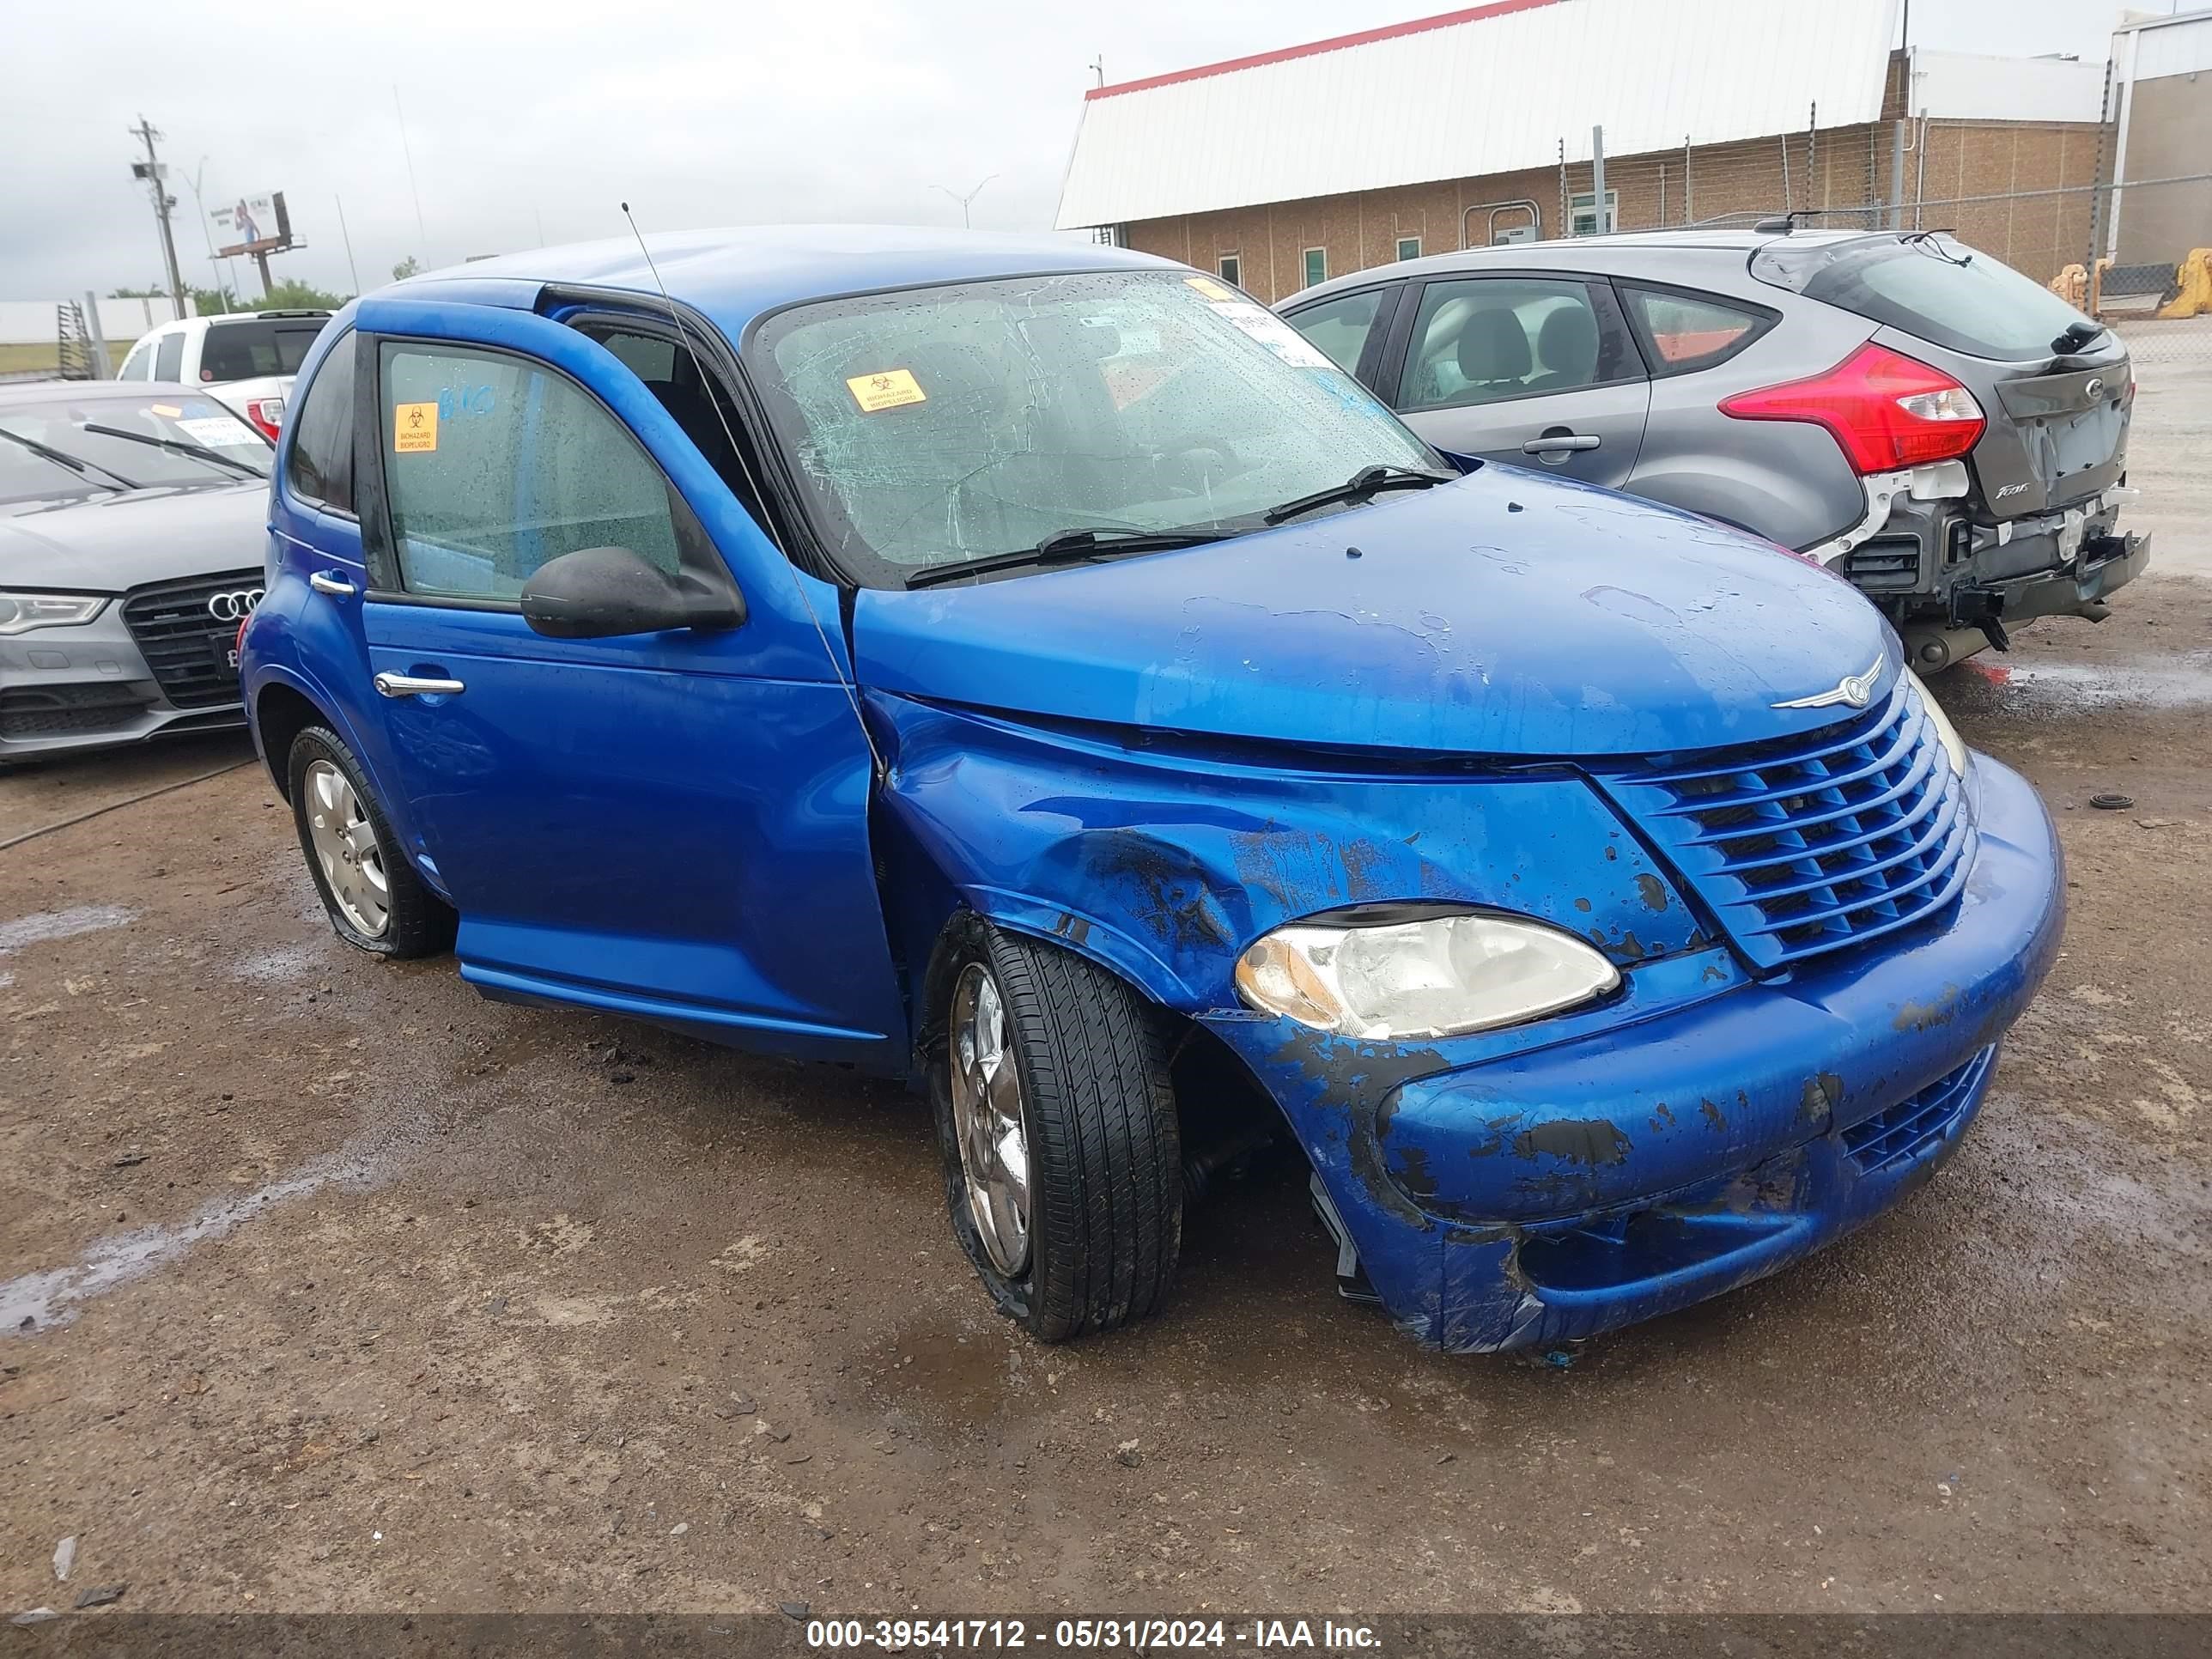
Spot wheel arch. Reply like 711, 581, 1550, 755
252, 679, 328, 800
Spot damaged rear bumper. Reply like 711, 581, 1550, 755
1201, 756, 2063, 1353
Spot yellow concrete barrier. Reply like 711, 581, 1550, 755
2156, 249, 2212, 320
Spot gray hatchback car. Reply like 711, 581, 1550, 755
1281, 228, 2148, 671
0, 381, 274, 763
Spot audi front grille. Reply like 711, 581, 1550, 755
119, 570, 262, 710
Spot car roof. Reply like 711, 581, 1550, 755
1284, 226, 1876, 306
388, 225, 1184, 340
0, 379, 227, 407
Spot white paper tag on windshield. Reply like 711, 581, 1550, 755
1206, 301, 1333, 369
176, 416, 263, 447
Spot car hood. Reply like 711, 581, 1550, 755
0, 483, 269, 591
851, 465, 1893, 759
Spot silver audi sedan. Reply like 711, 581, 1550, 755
0, 381, 272, 764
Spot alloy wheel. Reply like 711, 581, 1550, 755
303, 758, 391, 939
949, 963, 1032, 1276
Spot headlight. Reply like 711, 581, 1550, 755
0, 592, 107, 635
1234, 909, 1620, 1041
1909, 670, 1969, 779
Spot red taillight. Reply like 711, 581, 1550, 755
244, 397, 285, 441
234, 617, 250, 658
1720, 343, 1985, 474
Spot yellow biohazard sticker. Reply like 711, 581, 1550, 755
393, 401, 439, 453
1184, 275, 1237, 301
845, 368, 927, 412
150, 403, 183, 418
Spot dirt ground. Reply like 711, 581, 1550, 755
4, 371, 2209, 1621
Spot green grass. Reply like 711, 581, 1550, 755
0, 341, 134, 376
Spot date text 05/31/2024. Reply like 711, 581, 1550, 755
805, 1619, 1381, 1650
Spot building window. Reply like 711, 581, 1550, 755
1396, 236, 1422, 262
1218, 254, 1241, 288
1302, 247, 1328, 289
1569, 190, 1619, 237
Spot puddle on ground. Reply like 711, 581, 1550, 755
2, 1098, 434, 1337
1965, 655, 2212, 711
856, 1316, 1036, 1442
0, 904, 135, 955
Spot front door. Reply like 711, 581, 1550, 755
1385, 274, 1650, 489
343, 296, 904, 1065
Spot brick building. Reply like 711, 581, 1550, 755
1057, 0, 2112, 298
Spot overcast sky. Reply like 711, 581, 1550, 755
2, 0, 2130, 303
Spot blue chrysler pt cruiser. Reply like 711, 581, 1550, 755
241, 228, 2062, 1354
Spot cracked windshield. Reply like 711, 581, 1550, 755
757, 269, 1440, 581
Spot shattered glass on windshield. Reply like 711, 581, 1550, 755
751, 270, 1437, 585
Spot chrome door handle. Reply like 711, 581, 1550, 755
309, 570, 356, 596
374, 672, 465, 698
1522, 434, 1601, 453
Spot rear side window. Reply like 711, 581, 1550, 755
379, 341, 684, 602
154, 334, 184, 381
1753, 234, 2094, 361
286, 333, 356, 514
1285, 289, 1388, 375
1620, 286, 1772, 376
1395, 277, 1636, 410
200, 319, 328, 382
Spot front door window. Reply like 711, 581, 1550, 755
378, 342, 683, 601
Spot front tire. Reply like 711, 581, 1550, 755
932, 921, 1182, 1341
287, 726, 455, 959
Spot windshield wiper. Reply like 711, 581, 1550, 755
904, 526, 1232, 589
0, 425, 137, 491
1260, 465, 1452, 526
78, 423, 265, 479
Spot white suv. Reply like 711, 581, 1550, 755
116, 310, 333, 441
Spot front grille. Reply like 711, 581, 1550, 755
1840, 1046, 1995, 1174
1598, 676, 1976, 972
119, 570, 259, 709
0, 684, 151, 738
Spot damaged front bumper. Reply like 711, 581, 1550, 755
1200, 755, 2063, 1354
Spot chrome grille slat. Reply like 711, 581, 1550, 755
1598, 677, 1975, 971
1677, 723, 1939, 848
1727, 789, 1965, 904
1632, 701, 1893, 786
1648, 704, 1926, 817
119, 569, 258, 710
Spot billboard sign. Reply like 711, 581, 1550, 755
211, 191, 292, 255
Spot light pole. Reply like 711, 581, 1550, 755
934, 173, 998, 229
128, 115, 187, 318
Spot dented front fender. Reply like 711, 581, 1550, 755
865, 691, 1707, 1016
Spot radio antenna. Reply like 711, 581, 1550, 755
617, 202, 883, 775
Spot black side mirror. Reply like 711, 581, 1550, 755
520, 545, 744, 640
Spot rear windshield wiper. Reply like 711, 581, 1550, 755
78, 422, 266, 479
1261, 464, 1453, 526
1899, 229, 1972, 266
903, 525, 1232, 589
0, 424, 137, 491
2051, 319, 2107, 356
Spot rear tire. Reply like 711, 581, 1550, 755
287, 726, 455, 959
932, 919, 1182, 1341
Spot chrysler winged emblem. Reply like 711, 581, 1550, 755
1773, 653, 1885, 711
